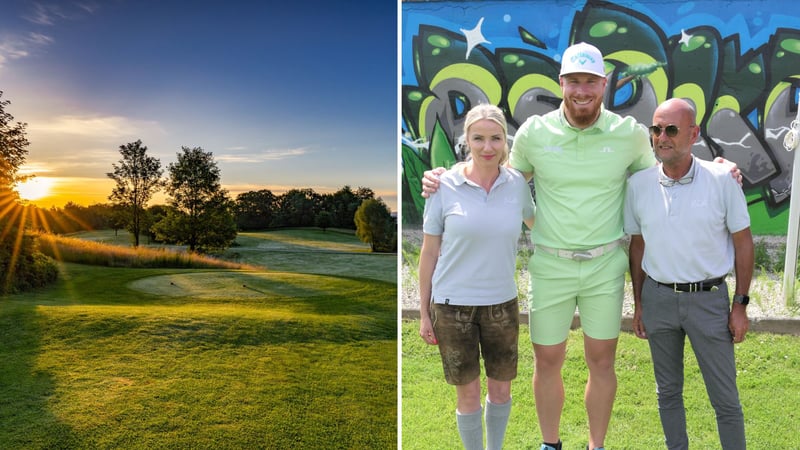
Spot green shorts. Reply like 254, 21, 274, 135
527, 245, 628, 345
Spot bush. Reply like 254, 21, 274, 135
0, 232, 58, 295
754, 240, 772, 272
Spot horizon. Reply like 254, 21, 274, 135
16, 175, 397, 211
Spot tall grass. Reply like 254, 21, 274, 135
36, 233, 250, 270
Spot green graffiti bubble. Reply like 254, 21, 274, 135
407, 91, 423, 102
618, 27, 628, 34
589, 21, 618, 38
682, 35, 707, 52
503, 54, 520, 64
748, 63, 762, 74
517, 60, 525, 68
432, 48, 441, 56
780, 38, 800, 54
776, 50, 785, 58
427, 35, 451, 49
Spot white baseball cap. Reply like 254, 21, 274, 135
559, 42, 606, 78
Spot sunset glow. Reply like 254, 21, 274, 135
12, 175, 398, 211
15, 177, 55, 202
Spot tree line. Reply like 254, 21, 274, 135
23, 184, 392, 244
20, 139, 394, 253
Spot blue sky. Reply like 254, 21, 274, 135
0, 1, 398, 210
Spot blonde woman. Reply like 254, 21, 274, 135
419, 103, 535, 450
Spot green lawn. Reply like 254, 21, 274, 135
1, 229, 397, 449
402, 320, 800, 449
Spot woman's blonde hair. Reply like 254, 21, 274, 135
462, 103, 509, 165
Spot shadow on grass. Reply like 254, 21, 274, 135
44, 308, 395, 348
0, 304, 80, 448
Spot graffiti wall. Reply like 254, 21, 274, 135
401, 0, 800, 233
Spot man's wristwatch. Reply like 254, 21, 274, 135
733, 294, 750, 305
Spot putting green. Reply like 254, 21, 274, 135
128, 271, 333, 298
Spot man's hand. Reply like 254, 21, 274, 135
632, 308, 648, 339
713, 156, 743, 186
421, 167, 446, 198
729, 303, 749, 343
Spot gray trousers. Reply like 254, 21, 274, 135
641, 277, 745, 450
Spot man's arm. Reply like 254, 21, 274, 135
421, 163, 533, 198
729, 227, 754, 343
420, 167, 447, 198
628, 234, 648, 339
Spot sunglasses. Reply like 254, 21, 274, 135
648, 124, 683, 137
659, 175, 693, 187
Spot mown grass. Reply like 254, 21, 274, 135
1, 229, 397, 449
401, 320, 800, 449
231, 230, 396, 283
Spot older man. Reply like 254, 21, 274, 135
624, 98, 753, 449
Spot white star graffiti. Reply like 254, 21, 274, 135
460, 17, 491, 59
679, 29, 693, 48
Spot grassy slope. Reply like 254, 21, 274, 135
0, 229, 397, 449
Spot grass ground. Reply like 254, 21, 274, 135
0, 229, 396, 449
401, 320, 800, 449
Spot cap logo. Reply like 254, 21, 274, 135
572, 51, 596, 67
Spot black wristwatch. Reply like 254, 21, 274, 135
733, 294, 750, 305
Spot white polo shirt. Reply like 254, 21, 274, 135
623, 157, 750, 283
423, 165, 535, 306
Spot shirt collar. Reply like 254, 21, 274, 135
451, 164, 512, 187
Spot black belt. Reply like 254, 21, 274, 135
651, 276, 725, 293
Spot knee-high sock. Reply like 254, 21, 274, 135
485, 398, 512, 450
456, 407, 483, 450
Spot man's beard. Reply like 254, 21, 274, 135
564, 99, 601, 128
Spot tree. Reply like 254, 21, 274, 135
0, 91, 28, 205
156, 146, 236, 252
277, 188, 321, 227
234, 189, 277, 230
0, 91, 58, 293
107, 140, 164, 246
326, 186, 361, 229
354, 198, 396, 253
315, 210, 333, 231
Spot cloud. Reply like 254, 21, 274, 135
216, 147, 310, 163
23, 2, 93, 25
0, 1, 95, 69
0, 39, 31, 70
27, 32, 54, 46
28, 115, 165, 139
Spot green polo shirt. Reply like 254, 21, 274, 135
510, 104, 655, 249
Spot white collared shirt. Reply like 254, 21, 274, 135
623, 157, 750, 282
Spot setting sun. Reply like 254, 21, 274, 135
15, 177, 55, 201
